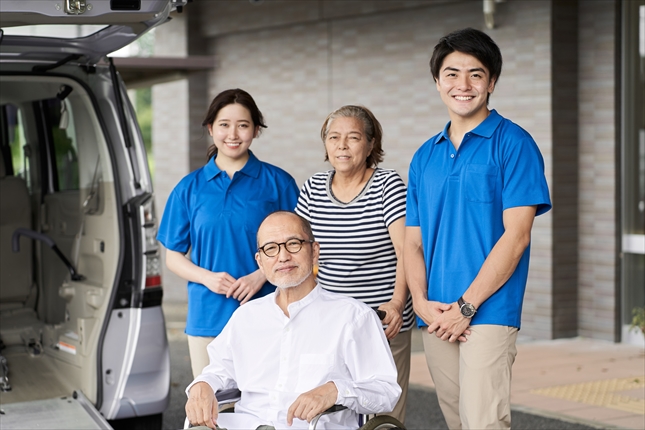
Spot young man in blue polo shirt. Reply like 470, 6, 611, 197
404, 28, 551, 429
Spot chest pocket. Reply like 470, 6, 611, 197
295, 353, 334, 393
464, 164, 499, 203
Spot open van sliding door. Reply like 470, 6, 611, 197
98, 71, 169, 427
33, 75, 124, 401
0, 75, 120, 429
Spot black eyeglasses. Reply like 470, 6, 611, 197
258, 238, 314, 258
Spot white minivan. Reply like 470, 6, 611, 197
0, 1, 186, 428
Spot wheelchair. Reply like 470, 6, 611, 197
183, 388, 405, 430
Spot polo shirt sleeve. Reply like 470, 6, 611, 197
382, 171, 406, 227
279, 173, 300, 212
295, 178, 313, 221
157, 183, 191, 253
405, 153, 421, 227
500, 130, 552, 216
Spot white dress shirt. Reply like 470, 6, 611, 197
187, 285, 401, 430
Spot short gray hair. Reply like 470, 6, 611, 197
256, 211, 315, 247
320, 105, 384, 168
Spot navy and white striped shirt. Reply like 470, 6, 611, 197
296, 168, 414, 331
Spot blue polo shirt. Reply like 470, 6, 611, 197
158, 151, 299, 336
406, 110, 551, 328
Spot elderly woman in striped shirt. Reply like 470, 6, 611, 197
295, 105, 412, 424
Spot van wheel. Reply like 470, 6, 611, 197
109, 413, 162, 430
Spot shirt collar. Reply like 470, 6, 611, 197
203, 150, 262, 180
275, 283, 322, 319
469, 109, 502, 138
434, 109, 503, 144
434, 122, 452, 145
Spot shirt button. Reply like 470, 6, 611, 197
450, 154, 455, 159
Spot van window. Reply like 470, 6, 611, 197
3, 104, 32, 190
44, 98, 80, 191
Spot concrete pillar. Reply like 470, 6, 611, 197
152, 11, 189, 302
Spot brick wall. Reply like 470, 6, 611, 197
191, 0, 556, 339
151, 0, 622, 340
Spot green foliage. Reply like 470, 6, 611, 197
631, 307, 645, 335
52, 128, 79, 190
128, 30, 155, 57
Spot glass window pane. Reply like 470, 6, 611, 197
6, 104, 31, 190
623, 5, 645, 236
622, 253, 645, 325
44, 98, 79, 191
621, 0, 645, 343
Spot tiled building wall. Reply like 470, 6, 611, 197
189, 0, 556, 339
577, 0, 617, 341
475, 0, 554, 340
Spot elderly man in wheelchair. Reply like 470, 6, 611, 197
185, 211, 403, 430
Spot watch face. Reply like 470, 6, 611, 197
461, 303, 476, 318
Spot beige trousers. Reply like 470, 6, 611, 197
187, 334, 216, 378
385, 329, 412, 424
422, 325, 518, 430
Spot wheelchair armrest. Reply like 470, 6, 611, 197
309, 404, 347, 430
215, 387, 241, 406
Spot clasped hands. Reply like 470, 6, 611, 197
201, 270, 266, 305
416, 300, 471, 343
186, 381, 338, 429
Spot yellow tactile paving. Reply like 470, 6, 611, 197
531, 376, 645, 415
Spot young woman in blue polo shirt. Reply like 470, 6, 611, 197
157, 88, 299, 377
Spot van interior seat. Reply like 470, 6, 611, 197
0, 149, 41, 346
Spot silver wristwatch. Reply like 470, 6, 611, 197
457, 296, 477, 318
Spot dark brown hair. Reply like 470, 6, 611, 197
320, 105, 384, 168
203, 89, 267, 160
429, 28, 502, 104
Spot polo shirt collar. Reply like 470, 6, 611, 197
470, 109, 503, 138
203, 150, 262, 180
434, 109, 503, 144
435, 122, 452, 145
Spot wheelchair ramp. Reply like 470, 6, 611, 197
0, 391, 113, 429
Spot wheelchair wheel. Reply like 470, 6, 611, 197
360, 415, 405, 430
